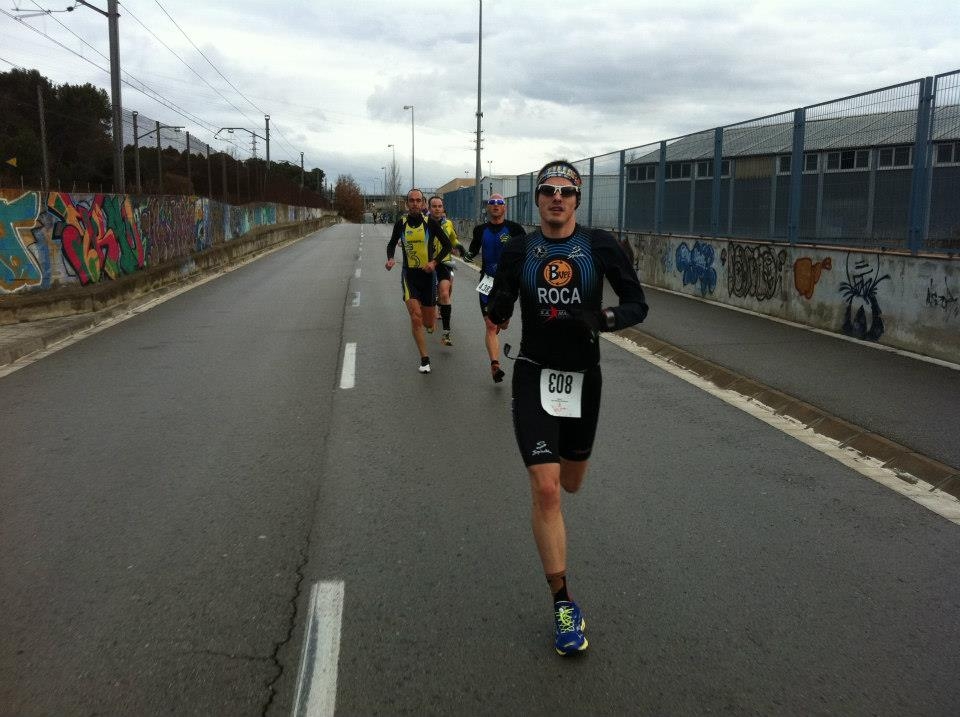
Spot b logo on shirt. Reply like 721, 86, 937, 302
544, 259, 573, 288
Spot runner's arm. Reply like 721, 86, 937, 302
487, 236, 525, 325
386, 220, 403, 260
595, 231, 649, 329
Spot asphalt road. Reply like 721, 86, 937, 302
2, 223, 959, 716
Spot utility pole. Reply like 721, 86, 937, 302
66, 1, 125, 191
300, 152, 304, 188
474, 0, 483, 221
37, 85, 49, 192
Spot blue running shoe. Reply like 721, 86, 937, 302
554, 600, 588, 655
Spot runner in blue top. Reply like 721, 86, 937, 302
465, 193, 525, 382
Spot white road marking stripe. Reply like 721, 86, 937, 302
292, 581, 345, 717
339, 343, 356, 389
354, 267, 361, 278
351, 292, 361, 307
605, 333, 960, 526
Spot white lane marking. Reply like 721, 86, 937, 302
647, 285, 960, 372
339, 343, 356, 389
354, 267, 361, 278
605, 333, 960, 526
351, 292, 361, 307
292, 581, 345, 717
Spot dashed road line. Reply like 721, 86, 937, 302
291, 581, 345, 717
339, 343, 357, 389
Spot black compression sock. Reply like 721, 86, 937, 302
547, 572, 570, 603
440, 304, 452, 330
421, 356, 430, 367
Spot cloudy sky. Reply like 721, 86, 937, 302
1, 0, 958, 192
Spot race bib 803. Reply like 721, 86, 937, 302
539, 369, 584, 417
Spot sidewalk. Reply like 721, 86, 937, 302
617, 286, 960, 497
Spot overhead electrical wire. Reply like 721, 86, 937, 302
1, 6, 250, 156
6, 4, 319, 171
149, 0, 307, 165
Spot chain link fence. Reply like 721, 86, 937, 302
445, 69, 960, 254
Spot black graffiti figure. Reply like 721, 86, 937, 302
840, 255, 890, 341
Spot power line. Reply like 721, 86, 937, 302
152, 0, 266, 118
1, 7, 250, 156
146, 1, 312, 166
117, 0, 260, 129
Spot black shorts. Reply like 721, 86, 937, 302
436, 263, 454, 283
401, 267, 436, 307
511, 359, 602, 467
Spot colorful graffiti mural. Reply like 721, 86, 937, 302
0, 191, 295, 295
676, 241, 717, 295
794, 256, 832, 300
840, 254, 890, 340
46, 193, 147, 285
0, 193, 42, 292
723, 243, 787, 301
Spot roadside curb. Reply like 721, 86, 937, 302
619, 326, 960, 502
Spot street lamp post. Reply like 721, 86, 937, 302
387, 143, 396, 202
403, 105, 415, 188
66, 0, 124, 191
216, 126, 269, 201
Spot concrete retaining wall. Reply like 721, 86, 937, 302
455, 220, 960, 364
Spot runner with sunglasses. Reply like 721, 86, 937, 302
486, 160, 648, 655
386, 188, 452, 374
464, 193, 526, 382
428, 196, 465, 347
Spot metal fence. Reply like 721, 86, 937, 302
444, 69, 960, 254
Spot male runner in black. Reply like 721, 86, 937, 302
487, 160, 648, 654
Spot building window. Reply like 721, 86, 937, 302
935, 142, 958, 165
695, 160, 731, 178
878, 145, 912, 168
666, 162, 691, 180
628, 165, 657, 182
825, 149, 870, 172
779, 153, 820, 174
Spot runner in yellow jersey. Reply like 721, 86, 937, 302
386, 188, 452, 373
428, 195, 465, 346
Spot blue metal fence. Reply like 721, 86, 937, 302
444, 69, 960, 254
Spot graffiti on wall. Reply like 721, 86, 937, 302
46, 193, 147, 285
925, 277, 959, 320
675, 241, 717, 295
722, 243, 787, 301
839, 254, 890, 340
1, 191, 287, 295
0, 193, 43, 292
793, 257, 832, 299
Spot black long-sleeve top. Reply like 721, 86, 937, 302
488, 225, 648, 371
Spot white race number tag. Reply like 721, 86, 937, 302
540, 369, 584, 418
476, 273, 494, 295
